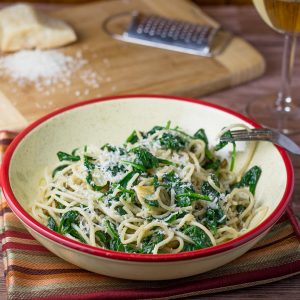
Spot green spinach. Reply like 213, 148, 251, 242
95, 230, 110, 248
116, 206, 127, 216
214, 130, 236, 171
132, 147, 159, 170
107, 163, 126, 176
159, 132, 187, 151
52, 164, 69, 178
193, 128, 214, 160
236, 204, 246, 214
58, 211, 79, 234
104, 220, 135, 253
164, 212, 186, 224
234, 165, 262, 195
121, 160, 146, 172
118, 171, 138, 188
123, 147, 175, 172
203, 159, 221, 171
126, 130, 139, 144
51, 210, 86, 244
182, 225, 212, 251
57, 151, 80, 162
47, 216, 58, 232
84, 156, 105, 191
162, 171, 210, 207
145, 199, 159, 207
201, 174, 221, 200
140, 232, 165, 254
146, 125, 164, 136
204, 207, 226, 234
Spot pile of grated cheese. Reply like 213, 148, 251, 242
0, 49, 101, 97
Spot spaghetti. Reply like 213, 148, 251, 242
32, 123, 268, 254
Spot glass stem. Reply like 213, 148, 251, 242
275, 33, 297, 113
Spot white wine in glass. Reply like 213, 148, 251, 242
248, 0, 300, 134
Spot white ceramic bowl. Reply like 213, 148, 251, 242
0, 95, 294, 280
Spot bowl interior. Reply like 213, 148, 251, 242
9, 96, 288, 239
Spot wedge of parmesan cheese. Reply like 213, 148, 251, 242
0, 3, 77, 52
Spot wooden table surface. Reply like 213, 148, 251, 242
1, 3, 300, 299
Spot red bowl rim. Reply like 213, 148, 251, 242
0, 94, 294, 262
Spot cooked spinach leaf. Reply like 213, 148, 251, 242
203, 159, 221, 171
104, 220, 135, 253
165, 120, 171, 129
230, 143, 237, 171
95, 230, 110, 247
129, 147, 177, 171
86, 172, 106, 191
53, 210, 86, 243
116, 206, 127, 216
84, 156, 105, 191
152, 175, 160, 189
201, 181, 220, 200
145, 199, 159, 207
105, 220, 119, 239
146, 126, 164, 136
121, 160, 146, 172
132, 147, 159, 170
126, 130, 139, 144
118, 171, 138, 188
194, 128, 222, 171
159, 132, 187, 151
68, 228, 86, 244
141, 232, 165, 254
52, 164, 69, 178
234, 166, 262, 195
163, 212, 178, 224
122, 147, 174, 173
113, 184, 135, 203
157, 158, 177, 166
107, 163, 126, 176
164, 212, 186, 224
182, 225, 212, 251
214, 131, 236, 171
83, 155, 95, 171
236, 204, 246, 214
162, 171, 210, 207
161, 171, 178, 186
101, 143, 126, 155
57, 151, 80, 162
55, 200, 66, 209
193, 128, 214, 160
71, 148, 79, 156
172, 127, 193, 139
204, 207, 226, 234
101, 143, 115, 151
58, 210, 79, 234
176, 192, 210, 201
214, 131, 232, 151
47, 216, 58, 232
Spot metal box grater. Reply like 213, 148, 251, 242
103, 11, 232, 56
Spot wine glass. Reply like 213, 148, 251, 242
247, 0, 300, 134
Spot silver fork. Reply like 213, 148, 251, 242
220, 128, 300, 155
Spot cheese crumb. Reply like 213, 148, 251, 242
0, 49, 101, 96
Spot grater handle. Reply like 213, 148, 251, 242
102, 11, 138, 42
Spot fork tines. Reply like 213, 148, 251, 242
220, 128, 273, 142
219, 127, 300, 155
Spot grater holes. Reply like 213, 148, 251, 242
125, 13, 222, 54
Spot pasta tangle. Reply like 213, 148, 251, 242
32, 123, 268, 254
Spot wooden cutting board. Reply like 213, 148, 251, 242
0, 0, 265, 131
